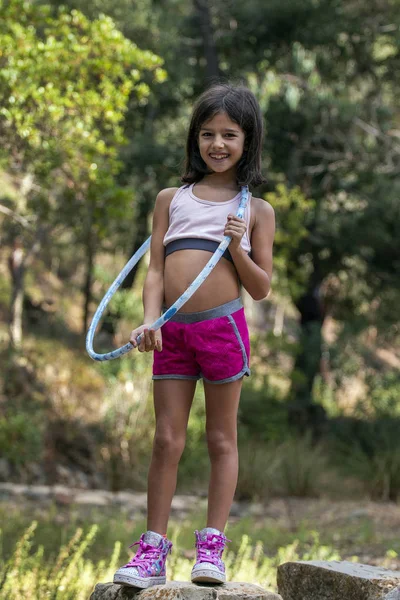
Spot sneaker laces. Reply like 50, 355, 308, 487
195, 531, 231, 564
123, 535, 170, 569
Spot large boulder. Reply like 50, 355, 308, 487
90, 581, 282, 600
277, 560, 400, 600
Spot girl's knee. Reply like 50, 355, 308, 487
206, 429, 237, 459
153, 431, 186, 463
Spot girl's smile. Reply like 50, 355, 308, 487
198, 112, 245, 175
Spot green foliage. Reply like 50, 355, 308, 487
331, 416, 400, 501
0, 0, 167, 320
0, 1, 165, 169
238, 377, 289, 442
0, 519, 341, 597
265, 183, 315, 301
270, 435, 331, 497
97, 377, 154, 491
366, 372, 400, 419
236, 440, 275, 501
0, 271, 11, 313
0, 521, 119, 600
0, 0, 399, 513
237, 435, 336, 501
0, 412, 43, 467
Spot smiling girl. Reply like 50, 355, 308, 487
113, 83, 275, 589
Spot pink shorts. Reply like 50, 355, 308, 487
153, 298, 250, 384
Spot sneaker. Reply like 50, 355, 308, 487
113, 530, 172, 589
191, 527, 230, 584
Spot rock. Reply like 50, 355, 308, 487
74, 490, 112, 506
25, 485, 52, 500
277, 560, 400, 600
90, 581, 282, 600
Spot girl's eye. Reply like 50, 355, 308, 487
201, 133, 236, 138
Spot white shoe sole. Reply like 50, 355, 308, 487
113, 569, 166, 588
191, 564, 226, 584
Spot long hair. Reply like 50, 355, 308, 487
182, 83, 266, 188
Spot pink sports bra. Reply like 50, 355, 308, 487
163, 184, 252, 263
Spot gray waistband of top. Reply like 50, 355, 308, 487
165, 238, 234, 263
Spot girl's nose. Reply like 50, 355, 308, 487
212, 136, 224, 149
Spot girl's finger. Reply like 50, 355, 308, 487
225, 227, 246, 236
149, 330, 156, 349
145, 329, 152, 351
148, 329, 156, 351
139, 328, 148, 351
226, 226, 245, 233
227, 215, 245, 223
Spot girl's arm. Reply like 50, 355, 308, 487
129, 188, 177, 353
226, 199, 275, 301
142, 187, 177, 322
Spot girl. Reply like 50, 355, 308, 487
113, 82, 275, 588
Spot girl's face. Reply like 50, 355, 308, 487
198, 112, 245, 176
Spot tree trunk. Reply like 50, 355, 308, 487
83, 201, 95, 335
8, 243, 25, 349
8, 229, 46, 350
288, 280, 327, 436
83, 231, 95, 335
121, 193, 150, 290
193, 0, 220, 82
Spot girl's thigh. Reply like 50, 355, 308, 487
204, 378, 243, 438
153, 379, 197, 436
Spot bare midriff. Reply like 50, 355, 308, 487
163, 249, 240, 312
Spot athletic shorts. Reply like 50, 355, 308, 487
152, 298, 250, 384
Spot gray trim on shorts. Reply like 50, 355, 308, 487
202, 367, 251, 385
201, 314, 250, 384
152, 374, 200, 381
165, 297, 243, 324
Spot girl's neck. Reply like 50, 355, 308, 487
200, 172, 239, 191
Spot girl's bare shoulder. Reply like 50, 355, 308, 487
156, 187, 179, 206
250, 196, 275, 231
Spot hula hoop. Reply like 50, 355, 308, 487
86, 185, 249, 361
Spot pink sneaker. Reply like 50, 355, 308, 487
113, 531, 172, 588
191, 527, 230, 583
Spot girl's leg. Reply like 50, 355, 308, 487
147, 378, 197, 535
203, 378, 243, 532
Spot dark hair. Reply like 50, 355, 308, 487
182, 83, 266, 188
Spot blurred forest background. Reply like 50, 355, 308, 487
0, 0, 400, 600
0, 0, 400, 594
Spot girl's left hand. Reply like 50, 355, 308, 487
224, 214, 247, 251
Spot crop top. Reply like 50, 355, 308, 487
163, 184, 252, 263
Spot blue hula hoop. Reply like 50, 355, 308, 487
86, 185, 249, 361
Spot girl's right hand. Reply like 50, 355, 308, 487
129, 324, 162, 353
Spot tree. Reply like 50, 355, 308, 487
240, 0, 400, 427
0, 0, 165, 343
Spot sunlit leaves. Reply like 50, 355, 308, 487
265, 183, 315, 300
0, 0, 165, 188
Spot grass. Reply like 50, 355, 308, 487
1, 497, 400, 599
0, 513, 341, 599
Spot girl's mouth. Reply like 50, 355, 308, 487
209, 154, 229, 161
